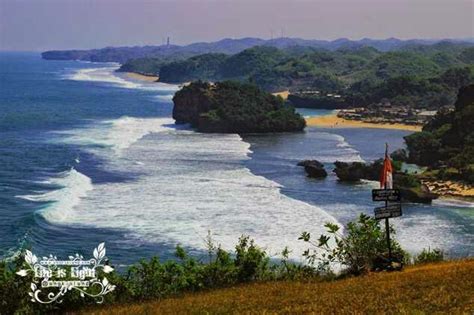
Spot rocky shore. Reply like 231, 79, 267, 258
333, 161, 438, 203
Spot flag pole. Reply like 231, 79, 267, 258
384, 143, 392, 262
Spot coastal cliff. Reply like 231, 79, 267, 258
172, 81, 306, 133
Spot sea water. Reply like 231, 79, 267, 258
0, 52, 472, 266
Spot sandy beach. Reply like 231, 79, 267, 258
272, 90, 289, 100
306, 113, 422, 132
423, 180, 474, 199
125, 72, 159, 82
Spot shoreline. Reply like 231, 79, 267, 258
272, 90, 289, 100
125, 72, 159, 82
306, 113, 422, 132
423, 179, 474, 200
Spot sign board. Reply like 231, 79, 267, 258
372, 189, 401, 202
374, 204, 402, 220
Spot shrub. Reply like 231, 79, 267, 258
414, 248, 444, 264
300, 214, 406, 275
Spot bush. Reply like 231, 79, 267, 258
414, 248, 444, 264
300, 214, 406, 275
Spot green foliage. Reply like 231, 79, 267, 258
114, 42, 473, 107
173, 80, 306, 133
414, 248, 444, 265
1, 218, 450, 314
1, 234, 327, 314
405, 85, 474, 183
220, 46, 287, 79
404, 131, 441, 166
159, 53, 228, 82
300, 214, 405, 275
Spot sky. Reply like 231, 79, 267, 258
0, 0, 473, 51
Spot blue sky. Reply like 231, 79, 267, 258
0, 0, 472, 51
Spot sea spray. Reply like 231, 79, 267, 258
17, 168, 93, 222
47, 117, 342, 260
54, 117, 178, 156
65, 66, 179, 92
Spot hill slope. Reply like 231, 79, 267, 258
86, 260, 474, 314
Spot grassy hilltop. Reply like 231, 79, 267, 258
85, 259, 474, 314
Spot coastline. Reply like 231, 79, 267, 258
423, 179, 474, 200
272, 90, 289, 100
125, 72, 159, 82
306, 113, 422, 132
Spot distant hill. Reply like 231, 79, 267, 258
156, 43, 473, 109
42, 38, 474, 110
41, 37, 474, 64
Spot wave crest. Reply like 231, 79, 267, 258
17, 168, 93, 222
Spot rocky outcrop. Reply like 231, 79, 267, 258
172, 81, 306, 133
332, 161, 380, 182
333, 161, 438, 203
298, 160, 327, 178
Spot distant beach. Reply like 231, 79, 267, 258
306, 112, 422, 132
272, 90, 289, 100
125, 72, 159, 82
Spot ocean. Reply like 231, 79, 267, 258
0, 52, 472, 266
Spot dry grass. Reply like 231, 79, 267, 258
83, 260, 474, 315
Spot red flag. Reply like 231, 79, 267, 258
380, 143, 393, 189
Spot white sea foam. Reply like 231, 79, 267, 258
433, 198, 474, 209
35, 116, 472, 259
17, 168, 93, 222
310, 132, 364, 163
65, 66, 179, 92
55, 117, 177, 155
393, 212, 464, 255
44, 118, 341, 259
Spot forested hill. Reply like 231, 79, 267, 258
41, 37, 473, 64
132, 43, 473, 109
404, 84, 474, 184
42, 38, 474, 110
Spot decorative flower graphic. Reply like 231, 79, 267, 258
17, 243, 115, 304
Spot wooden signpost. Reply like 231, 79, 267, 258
372, 188, 402, 262
374, 204, 402, 220
372, 189, 401, 202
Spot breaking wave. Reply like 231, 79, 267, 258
65, 66, 179, 92
17, 168, 93, 222
42, 117, 342, 258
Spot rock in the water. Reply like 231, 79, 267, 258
333, 161, 438, 203
399, 186, 438, 204
298, 160, 327, 178
172, 81, 306, 133
333, 161, 380, 182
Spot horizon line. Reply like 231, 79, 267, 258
1, 36, 474, 53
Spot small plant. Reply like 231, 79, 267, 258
300, 214, 406, 275
414, 248, 444, 264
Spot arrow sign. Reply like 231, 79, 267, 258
372, 189, 401, 202
374, 204, 402, 220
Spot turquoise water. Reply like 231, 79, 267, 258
0, 52, 472, 266
295, 108, 334, 118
